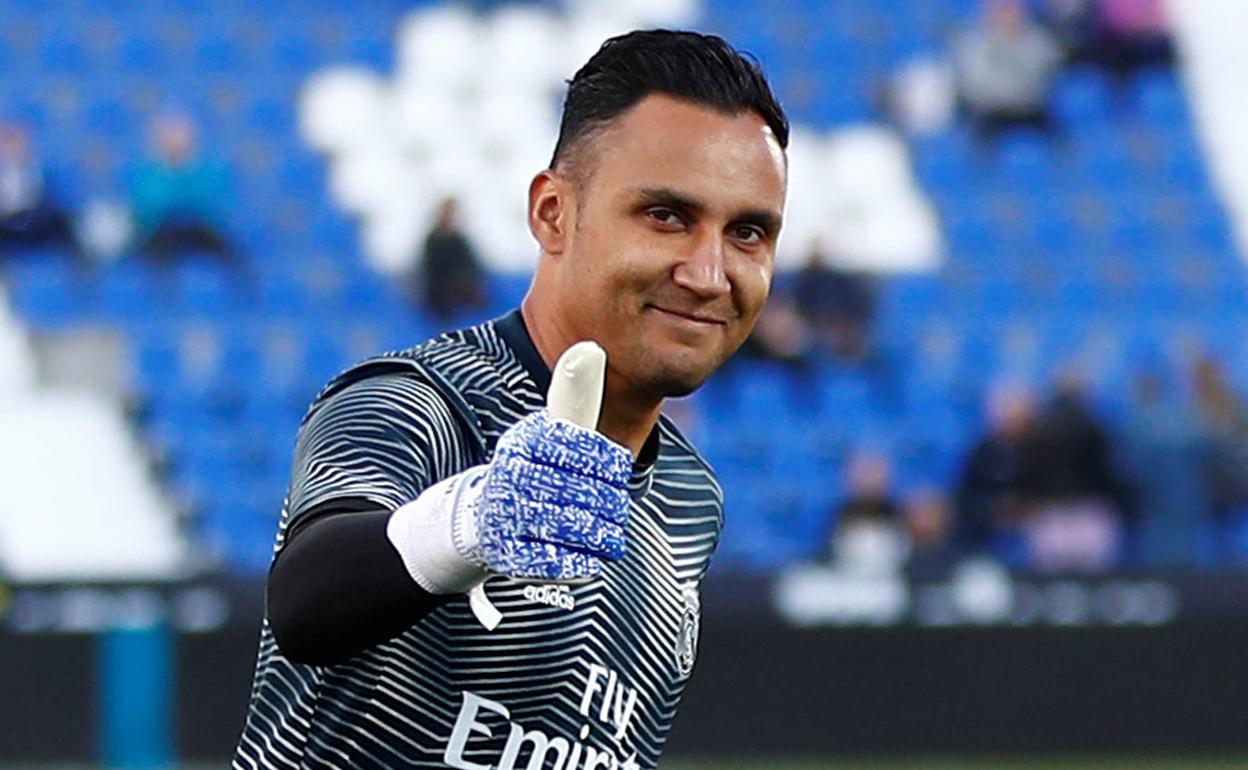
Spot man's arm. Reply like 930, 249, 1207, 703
265, 358, 633, 665
267, 507, 448, 665
265, 371, 471, 666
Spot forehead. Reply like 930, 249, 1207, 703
583, 94, 787, 211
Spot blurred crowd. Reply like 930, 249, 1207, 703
823, 354, 1248, 577
750, 0, 1181, 365
887, 0, 1175, 141
0, 109, 235, 264
732, 0, 1239, 577
3, 0, 1240, 581
0, 110, 490, 320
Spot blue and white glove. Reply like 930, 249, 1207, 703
476, 410, 631, 581
386, 341, 629, 627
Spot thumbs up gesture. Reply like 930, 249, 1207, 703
476, 341, 633, 582
385, 341, 631, 629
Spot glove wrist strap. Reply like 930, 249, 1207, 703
386, 465, 490, 594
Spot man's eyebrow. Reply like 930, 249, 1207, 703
633, 187, 706, 216
633, 186, 782, 234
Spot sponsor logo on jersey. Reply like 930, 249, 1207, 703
445, 663, 642, 770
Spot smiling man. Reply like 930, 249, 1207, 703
234, 30, 788, 770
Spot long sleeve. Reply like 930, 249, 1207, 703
265, 371, 477, 665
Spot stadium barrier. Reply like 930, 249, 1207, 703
3, 573, 1248, 763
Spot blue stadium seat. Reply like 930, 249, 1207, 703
170, 258, 244, 318
40, 36, 89, 75
2, 254, 87, 327
1133, 69, 1187, 124
94, 259, 159, 322
1053, 68, 1112, 127
197, 37, 245, 75
997, 132, 1053, 185
119, 35, 165, 73
1, 0, 1238, 575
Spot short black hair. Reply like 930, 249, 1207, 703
550, 29, 789, 175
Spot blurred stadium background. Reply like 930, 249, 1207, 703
4, 0, 1248, 767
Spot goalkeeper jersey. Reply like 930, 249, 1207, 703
232, 310, 724, 770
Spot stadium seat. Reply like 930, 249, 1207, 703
1053, 68, 1112, 127
3, 0, 1240, 575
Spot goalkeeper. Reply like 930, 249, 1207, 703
234, 29, 788, 770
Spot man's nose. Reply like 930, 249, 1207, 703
672, 228, 730, 299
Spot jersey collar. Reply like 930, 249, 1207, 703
495, 309, 660, 492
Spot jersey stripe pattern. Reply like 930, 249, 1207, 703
232, 315, 723, 770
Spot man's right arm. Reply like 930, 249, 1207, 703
267, 506, 446, 665
266, 364, 633, 665
266, 371, 472, 666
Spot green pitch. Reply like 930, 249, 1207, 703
15, 758, 1248, 769
663, 758, 1248, 770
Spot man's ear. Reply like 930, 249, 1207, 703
527, 169, 573, 256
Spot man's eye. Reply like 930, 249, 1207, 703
647, 208, 684, 227
733, 225, 764, 244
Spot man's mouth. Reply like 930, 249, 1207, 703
645, 304, 728, 326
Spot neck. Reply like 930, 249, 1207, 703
520, 293, 661, 458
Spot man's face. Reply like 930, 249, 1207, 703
0, 127, 28, 162
551, 94, 786, 398
153, 114, 195, 166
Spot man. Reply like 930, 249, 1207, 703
234, 30, 788, 770
0, 123, 74, 255
1022, 378, 1128, 572
953, 0, 1063, 144
130, 109, 233, 260
410, 196, 488, 323
955, 382, 1041, 555
794, 239, 876, 363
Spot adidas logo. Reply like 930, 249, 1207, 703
523, 584, 576, 611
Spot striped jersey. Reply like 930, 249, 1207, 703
233, 310, 724, 770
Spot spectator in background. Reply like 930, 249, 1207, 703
828, 449, 907, 574
411, 197, 487, 323
1022, 378, 1128, 572
0, 123, 74, 255
956, 382, 1041, 556
130, 110, 233, 261
738, 293, 814, 368
1031, 378, 1130, 510
953, 0, 1063, 144
1094, 0, 1175, 81
1194, 356, 1248, 519
794, 239, 876, 363
1038, 0, 1102, 64
1040, 0, 1176, 82
903, 486, 959, 579
1124, 369, 1213, 567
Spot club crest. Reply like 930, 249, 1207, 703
675, 586, 700, 677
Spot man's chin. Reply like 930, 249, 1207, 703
644, 361, 718, 399
627, 340, 734, 399
659, 380, 700, 399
